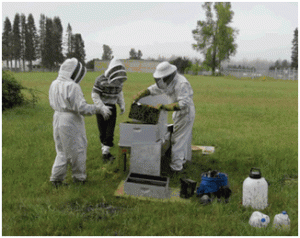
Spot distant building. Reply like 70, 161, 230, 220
94, 59, 161, 73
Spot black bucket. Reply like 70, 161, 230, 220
180, 178, 197, 198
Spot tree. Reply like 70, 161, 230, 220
65, 23, 73, 58
102, 44, 113, 60
38, 14, 46, 63
12, 13, 21, 70
25, 14, 38, 71
291, 27, 298, 69
129, 48, 137, 59
281, 59, 289, 69
2, 17, 12, 68
86, 58, 100, 70
20, 14, 26, 71
52, 16, 64, 67
137, 50, 143, 60
43, 18, 55, 70
192, 2, 238, 75
72, 33, 86, 65
170, 57, 192, 74
129, 48, 143, 59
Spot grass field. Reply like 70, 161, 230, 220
2, 71, 298, 235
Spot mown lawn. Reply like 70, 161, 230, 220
2, 71, 297, 235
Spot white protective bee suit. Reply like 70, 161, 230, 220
148, 62, 195, 171
49, 58, 106, 182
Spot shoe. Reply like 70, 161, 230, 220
108, 153, 115, 163
103, 153, 115, 164
170, 167, 186, 177
73, 178, 87, 185
51, 181, 68, 188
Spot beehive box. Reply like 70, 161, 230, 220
124, 172, 170, 199
130, 142, 162, 176
119, 94, 170, 147
129, 103, 161, 124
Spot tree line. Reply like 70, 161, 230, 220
3, 4, 298, 73
2, 13, 86, 71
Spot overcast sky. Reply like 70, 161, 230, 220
2, 1, 298, 63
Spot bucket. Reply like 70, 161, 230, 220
180, 178, 197, 198
273, 211, 290, 231
243, 168, 268, 210
249, 211, 270, 228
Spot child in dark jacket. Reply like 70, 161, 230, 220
91, 58, 127, 162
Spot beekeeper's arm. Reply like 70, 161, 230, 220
157, 82, 191, 111
91, 89, 112, 120
69, 83, 101, 116
132, 89, 151, 103
117, 91, 125, 115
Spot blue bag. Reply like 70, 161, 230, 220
197, 172, 228, 195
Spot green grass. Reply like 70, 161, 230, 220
2, 71, 298, 235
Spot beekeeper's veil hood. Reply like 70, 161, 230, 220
153, 61, 177, 89
59, 58, 87, 84
104, 58, 127, 85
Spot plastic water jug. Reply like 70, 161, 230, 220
249, 211, 270, 228
243, 168, 268, 210
273, 211, 291, 231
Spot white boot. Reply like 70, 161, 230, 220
102, 145, 110, 155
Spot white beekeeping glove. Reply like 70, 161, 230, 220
101, 105, 112, 120
117, 91, 126, 115
120, 106, 125, 115
92, 91, 112, 120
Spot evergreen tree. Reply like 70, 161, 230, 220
192, 2, 238, 75
53, 16, 64, 66
65, 23, 73, 58
2, 17, 12, 68
25, 14, 38, 71
291, 27, 298, 69
102, 44, 113, 60
281, 59, 289, 69
20, 14, 26, 71
38, 14, 46, 64
12, 13, 21, 70
72, 33, 86, 65
43, 18, 55, 70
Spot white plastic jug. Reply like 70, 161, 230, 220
273, 211, 291, 231
243, 168, 268, 210
249, 211, 270, 228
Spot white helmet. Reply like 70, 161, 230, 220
104, 58, 127, 85
59, 58, 86, 84
153, 61, 177, 89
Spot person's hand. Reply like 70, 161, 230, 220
161, 103, 181, 111
100, 105, 112, 120
155, 104, 163, 110
120, 106, 125, 115
132, 93, 142, 103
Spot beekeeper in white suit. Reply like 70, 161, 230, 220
49, 58, 111, 187
133, 61, 195, 173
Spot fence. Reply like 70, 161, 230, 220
221, 68, 298, 80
